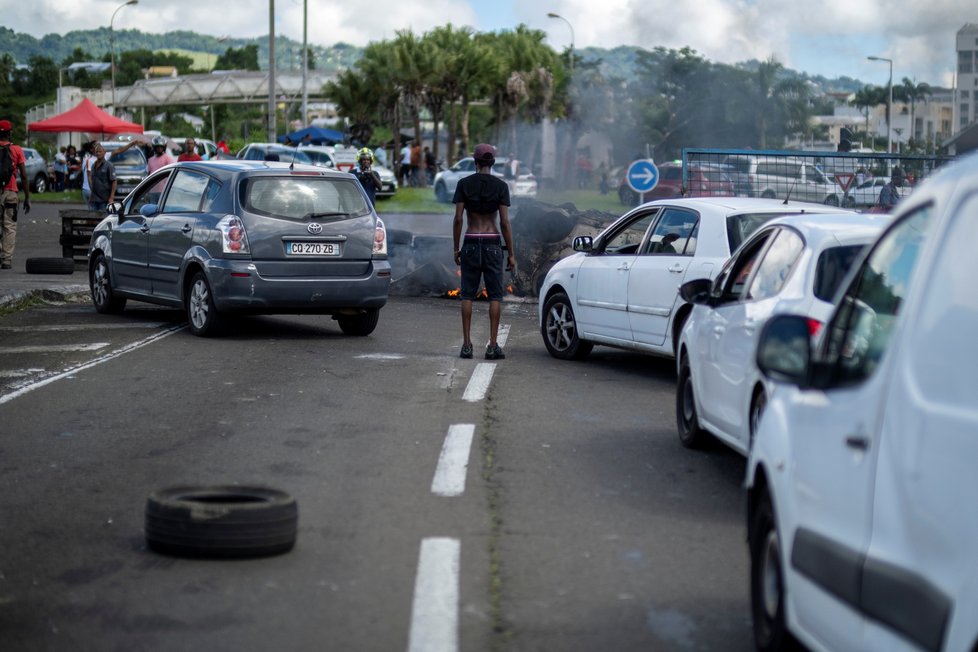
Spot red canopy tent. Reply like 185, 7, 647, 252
28, 97, 143, 136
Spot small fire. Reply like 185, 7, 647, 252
445, 286, 515, 300
447, 289, 461, 298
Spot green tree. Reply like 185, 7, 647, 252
214, 45, 260, 71
895, 77, 932, 144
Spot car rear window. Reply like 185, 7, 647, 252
107, 148, 146, 166
723, 157, 750, 174
242, 176, 370, 220
726, 212, 788, 251
813, 245, 865, 302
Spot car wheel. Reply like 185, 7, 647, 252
26, 257, 74, 274
33, 174, 47, 194
676, 355, 707, 448
761, 189, 776, 199
750, 492, 797, 651
842, 195, 856, 209
337, 308, 380, 336
823, 195, 840, 206
541, 292, 592, 360
435, 182, 449, 203
749, 390, 767, 450
89, 253, 126, 314
618, 186, 638, 206
186, 271, 225, 337
145, 485, 298, 558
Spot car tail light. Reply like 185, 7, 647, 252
373, 217, 387, 257
806, 318, 823, 337
218, 215, 250, 255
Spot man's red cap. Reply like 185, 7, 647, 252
473, 143, 496, 163
0, 120, 12, 131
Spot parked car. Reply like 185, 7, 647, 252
722, 155, 842, 205
174, 137, 219, 160
674, 211, 884, 456
538, 197, 855, 361
236, 143, 314, 165
101, 141, 150, 198
432, 156, 537, 203
298, 145, 398, 199
618, 162, 735, 205
88, 160, 390, 337
745, 151, 978, 652
20, 147, 49, 193
842, 175, 915, 208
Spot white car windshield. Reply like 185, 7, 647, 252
242, 177, 370, 220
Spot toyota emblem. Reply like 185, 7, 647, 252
307, 223, 323, 234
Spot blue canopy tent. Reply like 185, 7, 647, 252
278, 126, 345, 146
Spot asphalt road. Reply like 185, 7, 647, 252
0, 294, 752, 652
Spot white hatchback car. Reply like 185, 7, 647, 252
538, 197, 855, 360
745, 151, 978, 652
432, 157, 536, 202
675, 212, 887, 455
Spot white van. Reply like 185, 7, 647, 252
745, 150, 978, 652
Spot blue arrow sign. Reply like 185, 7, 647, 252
626, 159, 659, 194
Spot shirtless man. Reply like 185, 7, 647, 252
452, 143, 516, 360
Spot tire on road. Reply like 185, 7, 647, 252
336, 308, 380, 336
145, 485, 298, 559
26, 257, 75, 275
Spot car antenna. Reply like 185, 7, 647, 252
783, 180, 796, 205
289, 146, 299, 171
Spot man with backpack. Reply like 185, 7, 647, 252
0, 119, 30, 270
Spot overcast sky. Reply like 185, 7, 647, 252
6, 0, 970, 87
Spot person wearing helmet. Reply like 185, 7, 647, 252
351, 147, 382, 207
115, 135, 176, 173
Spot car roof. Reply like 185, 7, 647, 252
175, 159, 350, 178
635, 196, 855, 214
763, 212, 891, 248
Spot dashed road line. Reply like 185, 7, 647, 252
497, 324, 510, 348
0, 323, 170, 333
407, 537, 460, 652
462, 363, 496, 402
0, 343, 110, 354
431, 424, 475, 497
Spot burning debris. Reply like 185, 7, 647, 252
389, 199, 618, 299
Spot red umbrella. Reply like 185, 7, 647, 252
28, 97, 143, 136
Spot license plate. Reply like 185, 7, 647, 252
285, 242, 340, 256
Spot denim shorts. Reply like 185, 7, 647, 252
460, 236, 504, 301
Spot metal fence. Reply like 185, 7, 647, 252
681, 148, 953, 210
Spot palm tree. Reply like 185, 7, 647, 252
897, 77, 932, 142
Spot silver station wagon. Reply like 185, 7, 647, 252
88, 160, 391, 336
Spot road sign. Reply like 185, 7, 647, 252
835, 172, 855, 193
332, 145, 358, 172
626, 159, 659, 194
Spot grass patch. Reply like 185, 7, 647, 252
31, 190, 85, 204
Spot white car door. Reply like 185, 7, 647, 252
575, 210, 657, 342
627, 208, 699, 347
785, 206, 935, 651
862, 197, 975, 652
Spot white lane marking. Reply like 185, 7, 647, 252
0, 343, 110, 354
354, 353, 406, 360
407, 537, 460, 652
462, 363, 495, 402
497, 324, 510, 348
0, 368, 45, 378
431, 424, 475, 497
0, 325, 186, 406
0, 323, 169, 333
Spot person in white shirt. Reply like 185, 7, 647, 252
399, 141, 412, 186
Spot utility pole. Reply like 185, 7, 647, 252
267, 0, 277, 143
301, 0, 308, 127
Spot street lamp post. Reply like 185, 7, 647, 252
867, 55, 893, 154
547, 12, 574, 75
110, 0, 138, 109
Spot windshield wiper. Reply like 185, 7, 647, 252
304, 211, 349, 219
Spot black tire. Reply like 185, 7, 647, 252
145, 485, 298, 559
186, 271, 225, 337
90, 253, 126, 314
33, 174, 47, 194
676, 355, 707, 448
337, 308, 380, 336
823, 195, 840, 206
618, 185, 638, 206
750, 492, 797, 651
761, 189, 776, 199
842, 195, 856, 209
541, 292, 592, 360
435, 182, 449, 203
26, 257, 74, 275
749, 390, 768, 451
